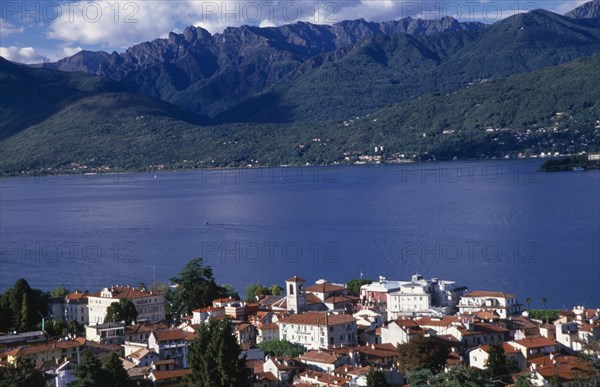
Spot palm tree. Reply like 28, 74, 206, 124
525, 297, 532, 311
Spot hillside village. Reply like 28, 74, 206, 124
1, 272, 599, 386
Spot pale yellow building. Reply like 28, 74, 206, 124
87, 285, 165, 324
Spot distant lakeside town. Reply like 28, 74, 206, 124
1, 258, 599, 386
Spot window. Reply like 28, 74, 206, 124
289, 284, 294, 295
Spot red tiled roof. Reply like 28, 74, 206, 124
514, 337, 558, 349
150, 369, 191, 381
152, 359, 176, 365
65, 291, 88, 300
475, 310, 501, 320
355, 343, 397, 358
531, 355, 599, 382
324, 295, 359, 304
299, 350, 340, 364
255, 371, 278, 382
333, 364, 370, 377
306, 293, 323, 305
458, 322, 509, 336
306, 282, 347, 293
192, 306, 222, 313
129, 348, 156, 360
212, 297, 238, 303
6, 340, 84, 357
464, 290, 515, 299
278, 312, 356, 326
89, 285, 161, 299
152, 329, 196, 342
477, 342, 520, 354
126, 322, 169, 334
446, 351, 462, 365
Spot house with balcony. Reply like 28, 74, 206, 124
458, 291, 522, 318
148, 329, 196, 369
510, 337, 559, 360
85, 322, 125, 344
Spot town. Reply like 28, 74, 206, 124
0, 259, 599, 386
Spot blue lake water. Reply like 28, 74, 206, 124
1, 160, 598, 309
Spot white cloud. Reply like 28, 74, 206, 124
0, 46, 49, 64
61, 46, 83, 57
40, 0, 586, 54
0, 19, 25, 37
551, 0, 589, 15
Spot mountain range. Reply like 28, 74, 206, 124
1, 0, 599, 174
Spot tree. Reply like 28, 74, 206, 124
269, 284, 283, 296
548, 375, 562, 387
103, 352, 129, 387
168, 258, 225, 317
19, 293, 32, 332
0, 294, 11, 332
188, 318, 249, 387
71, 351, 111, 387
259, 339, 306, 357
245, 283, 270, 301
430, 366, 493, 386
486, 344, 511, 386
367, 367, 389, 387
0, 357, 46, 387
346, 278, 372, 296
525, 297, 532, 310
50, 286, 70, 298
397, 336, 450, 374
104, 299, 138, 324
46, 320, 69, 337
2, 278, 49, 332
514, 373, 532, 387
406, 368, 434, 386
221, 284, 240, 299
541, 297, 548, 323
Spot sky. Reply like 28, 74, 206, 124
0, 0, 590, 63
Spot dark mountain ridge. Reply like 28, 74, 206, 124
34, 17, 484, 117
566, 0, 600, 19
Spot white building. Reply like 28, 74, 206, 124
278, 312, 357, 350
148, 329, 196, 369
191, 306, 225, 324
458, 291, 521, 319
360, 277, 403, 306
365, 275, 466, 320
379, 319, 429, 346
510, 337, 559, 360
65, 291, 89, 324
85, 322, 125, 344
387, 283, 432, 320
87, 285, 165, 324
469, 342, 525, 371
257, 323, 279, 344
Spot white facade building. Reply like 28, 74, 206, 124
87, 285, 165, 324
386, 275, 467, 320
458, 291, 521, 318
277, 312, 357, 350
